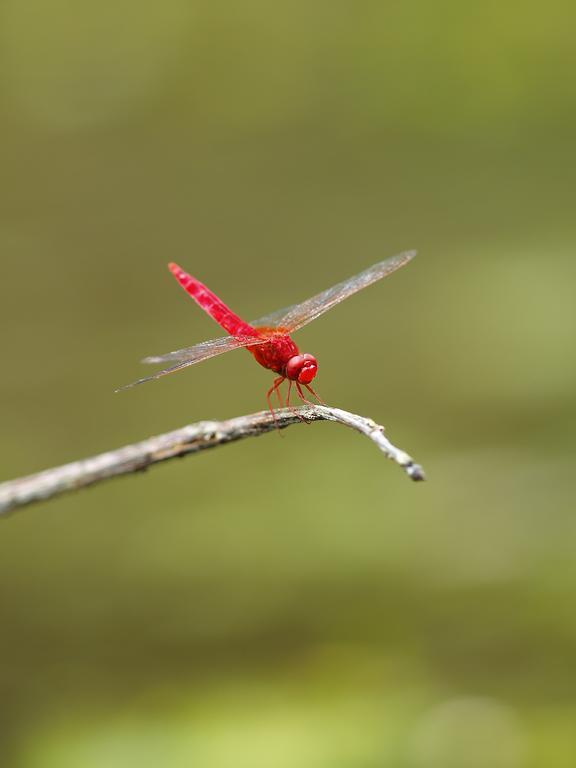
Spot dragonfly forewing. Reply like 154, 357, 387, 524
250, 250, 416, 333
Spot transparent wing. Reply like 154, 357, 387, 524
142, 334, 267, 365
250, 250, 416, 332
115, 334, 269, 391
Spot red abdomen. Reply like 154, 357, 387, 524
168, 262, 256, 337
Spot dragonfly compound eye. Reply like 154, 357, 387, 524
288, 353, 317, 384
300, 354, 318, 384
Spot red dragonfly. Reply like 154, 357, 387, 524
118, 251, 416, 413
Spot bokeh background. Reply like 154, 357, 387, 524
1, 1, 575, 766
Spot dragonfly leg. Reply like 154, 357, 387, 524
285, 378, 292, 407
296, 381, 324, 407
304, 382, 324, 405
296, 381, 316, 406
266, 376, 285, 428
275, 378, 285, 409
286, 379, 308, 423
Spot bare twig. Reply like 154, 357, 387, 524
0, 406, 424, 516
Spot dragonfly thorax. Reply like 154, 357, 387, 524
286, 353, 318, 383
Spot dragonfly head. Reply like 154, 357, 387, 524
286, 353, 318, 384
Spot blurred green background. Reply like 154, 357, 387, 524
1, 1, 575, 766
